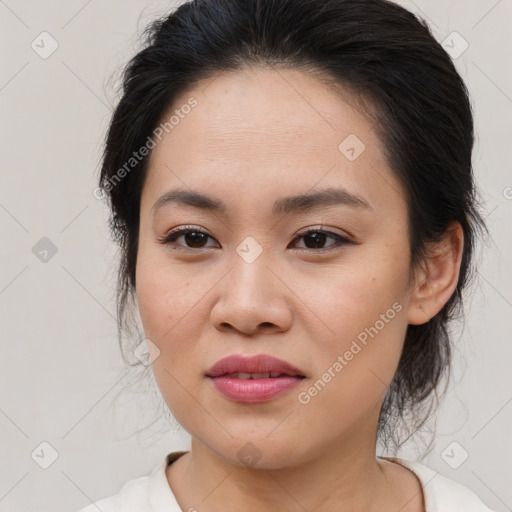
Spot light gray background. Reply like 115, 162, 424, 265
0, 1, 511, 511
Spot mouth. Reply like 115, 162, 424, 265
206, 354, 306, 403
217, 372, 306, 380
206, 353, 306, 379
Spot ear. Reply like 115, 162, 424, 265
407, 222, 464, 325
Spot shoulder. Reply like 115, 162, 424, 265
75, 452, 186, 512
391, 457, 495, 512
76, 474, 151, 512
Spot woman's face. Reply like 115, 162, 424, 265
136, 67, 416, 468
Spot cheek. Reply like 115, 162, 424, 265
134, 248, 215, 385
295, 252, 409, 342
135, 242, 193, 336
135, 257, 207, 422
295, 247, 411, 409
298, 301, 408, 435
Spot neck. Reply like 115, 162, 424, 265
166, 428, 418, 512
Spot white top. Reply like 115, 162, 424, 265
76, 451, 494, 512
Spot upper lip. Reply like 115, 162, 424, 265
206, 354, 305, 378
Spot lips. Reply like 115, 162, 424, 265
206, 354, 306, 379
222, 372, 295, 379
206, 354, 306, 403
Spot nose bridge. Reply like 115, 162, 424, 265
235, 234, 266, 266
210, 234, 293, 334
230, 234, 274, 301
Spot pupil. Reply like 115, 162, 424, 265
305, 232, 326, 249
186, 232, 207, 248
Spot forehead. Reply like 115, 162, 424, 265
156, 66, 378, 150
142, 66, 406, 214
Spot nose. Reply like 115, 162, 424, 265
209, 251, 293, 336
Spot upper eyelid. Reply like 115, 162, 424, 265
161, 225, 351, 247
164, 225, 348, 237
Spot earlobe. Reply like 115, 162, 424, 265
407, 223, 464, 325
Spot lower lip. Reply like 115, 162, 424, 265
208, 376, 303, 403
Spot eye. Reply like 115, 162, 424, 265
289, 228, 351, 252
157, 225, 352, 252
157, 225, 218, 250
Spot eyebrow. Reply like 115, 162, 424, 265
151, 186, 371, 217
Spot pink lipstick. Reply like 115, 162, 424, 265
206, 353, 306, 403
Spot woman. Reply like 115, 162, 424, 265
79, 0, 492, 510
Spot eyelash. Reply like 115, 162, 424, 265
157, 225, 352, 253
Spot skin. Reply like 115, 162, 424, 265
135, 66, 463, 512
